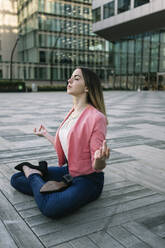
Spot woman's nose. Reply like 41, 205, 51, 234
68, 78, 72, 84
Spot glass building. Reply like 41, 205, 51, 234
92, 0, 165, 90
16, 0, 111, 85
113, 31, 165, 90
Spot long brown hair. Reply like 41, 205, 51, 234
79, 67, 107, 121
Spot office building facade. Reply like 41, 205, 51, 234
2, 0, 110, 85
92, 0, 165, 90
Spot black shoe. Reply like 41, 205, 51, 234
15, 161, 48, 176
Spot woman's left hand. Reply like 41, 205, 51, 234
94, 140, 110, 170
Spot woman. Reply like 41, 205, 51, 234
10, 67, 110, 218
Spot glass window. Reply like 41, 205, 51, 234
92, 7, 101, 23
83, 7, 90, 19
118, 0, 130, 14
47, 35, 52, 47
127, 40, 134, 73
0, 55, 2, 62
150, 33, 159, 72
0, 69, 2, 79
159, 56, 165, 72
39, 68, 47, 80
55, 2, 62, 15
160, 32, 165, 42
142, 36, 150, 73
39, 0, 45, 12
128, 40, 134, 53
64, 4, 72, 16
150, 60, 158, 72
39, 51, 46, 63
128, 54, 134, 73
121, 54, 127, 74
103, 1, 114, 19
160, 32, 165, 71
52, 68, 58, 80
39, 34, 46, 47
135, 38, 142, 73
47, 0, 53, 14
134, 0, 150, 8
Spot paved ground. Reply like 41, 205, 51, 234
0, 91, 165, 248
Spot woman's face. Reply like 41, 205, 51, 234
67, 68, 88, 96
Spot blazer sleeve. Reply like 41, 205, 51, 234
89, 115, 107, 170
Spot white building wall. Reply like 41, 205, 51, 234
92, 0, 165, 41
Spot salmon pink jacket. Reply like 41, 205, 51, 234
54, 105, 107, 177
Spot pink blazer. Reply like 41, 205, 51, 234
54, 105, 107, 177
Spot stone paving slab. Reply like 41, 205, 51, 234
0, 91, 165, 247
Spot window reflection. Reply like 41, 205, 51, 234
134, 0, 150, 8
103, 1, 114, 19
118, 0, 130, 14
92, 7, 101, 23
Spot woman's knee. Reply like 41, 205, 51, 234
40, 205, 63, 218
10, 172, 22, 188
10, 172, 33, 195
39, 195, 70, 218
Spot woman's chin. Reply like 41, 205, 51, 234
67, 88, 72, 95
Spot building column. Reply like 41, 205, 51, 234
131, 0, 134, 9
114, 0, 118, 15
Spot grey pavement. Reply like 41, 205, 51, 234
0, 91, 165, 248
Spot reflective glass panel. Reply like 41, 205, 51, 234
134, 0, 150, 8
118, 0, 130, 14
92, 7, 101, 23
103, 1, 114, 19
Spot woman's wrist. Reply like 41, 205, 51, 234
44, 132, 54, 144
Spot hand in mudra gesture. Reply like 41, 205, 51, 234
34, 124, 47, 137
94, 140, 110, 170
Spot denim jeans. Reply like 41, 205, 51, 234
10, 166, 104, 218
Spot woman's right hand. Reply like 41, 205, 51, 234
34, 124, 47, 137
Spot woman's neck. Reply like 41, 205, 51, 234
73, 97, 88, 112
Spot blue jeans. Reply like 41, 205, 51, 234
10, 166, 104, 218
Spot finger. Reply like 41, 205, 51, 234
106, 148, 110, 158
102, 140, 107, 152
39, 125, 42, 131
102, 143, 107, 156
34, 128, 36, 133
103, 140, 107, 147
98, 148, 102, 158
95, 150, 100, 160
100, 147, 104, 156
98, 148, 103, 158
41, 124, 46, 130
100, 148, 107, 160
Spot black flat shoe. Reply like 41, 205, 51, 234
15, 161, 48, 176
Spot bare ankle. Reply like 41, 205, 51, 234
23, 166, 42, 178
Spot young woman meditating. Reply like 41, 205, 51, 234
10, 67, 110, 218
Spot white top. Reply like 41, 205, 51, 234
59, 112, 81, 160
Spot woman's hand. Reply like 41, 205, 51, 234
94, 140, 110, 170
34, 124, 47, 137
34, 125, 55, 144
